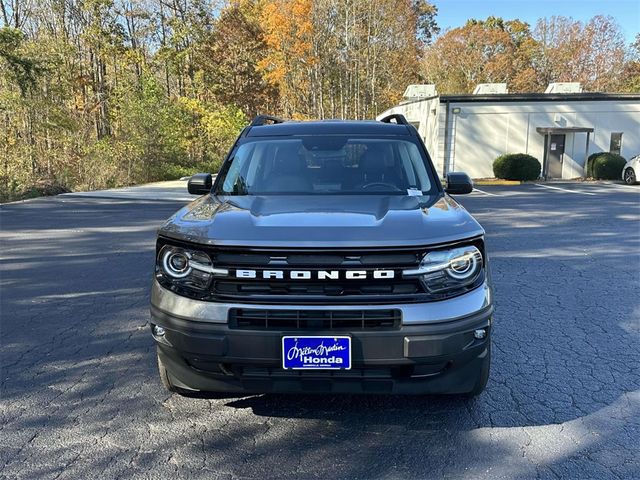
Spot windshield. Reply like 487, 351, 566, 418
215, 136, 437, 195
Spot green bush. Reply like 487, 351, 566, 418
152, 163, 213, 181
590, 153, 627, 180
586, 152, 603, 178
493, 153, 541, 181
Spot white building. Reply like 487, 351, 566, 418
379, 85, 640, 179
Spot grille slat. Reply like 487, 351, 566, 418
229, 308, 401, 330
215, 280, 419, 297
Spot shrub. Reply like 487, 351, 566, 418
586, 152, 603, 178
590, 153, 627, 180
493, 153, 541, 181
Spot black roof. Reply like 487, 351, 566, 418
245, 120, 413, 137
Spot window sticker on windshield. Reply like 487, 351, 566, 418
407, 188, 422, 196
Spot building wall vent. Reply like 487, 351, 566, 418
545, 82, 583, 93
472, 83, 508, 94
403, 84, 438, 100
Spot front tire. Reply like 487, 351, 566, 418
624, 168, 637, 185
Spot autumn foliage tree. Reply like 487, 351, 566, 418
620, 34, 640, 92
258, 0, 314, 118
423, 14, 633, 94
259, 0, 435, 119
422, 17, 539, 93
0, 0, 246, 201
532, 15, 627, 92
197, 1, 278, 118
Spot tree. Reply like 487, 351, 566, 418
532, 15, 627, 92
0, 0, 245, 201
0, 27, 41, 95
422, 14, 630, 94
0, 26, 42, 181
412, 0, 439, 46
620, 34, 640, 92
258, 0, 314, 117
197, 2, 277, 117
260, 0, 436, 119
0, 0, 34, 29
422, 18, 539, 93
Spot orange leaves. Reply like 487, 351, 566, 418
258, 0, 315, 115
260, 0, 313, 59
257, 0, 433, 118
423, 20, 540, 93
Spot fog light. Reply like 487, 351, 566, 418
473, 329, 486, 339
153, 325, 166, 336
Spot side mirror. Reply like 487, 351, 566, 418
187, 173, 213, 195
445, 172, 473, 195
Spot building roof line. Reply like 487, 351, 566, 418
439, 93, 640, 103
396, 92, 640, 106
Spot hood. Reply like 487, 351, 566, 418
159, 194, 484, 248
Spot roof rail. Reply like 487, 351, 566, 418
250, 115, 285, 127
378, 113, 410, 126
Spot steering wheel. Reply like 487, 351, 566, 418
361, 182, 402, 191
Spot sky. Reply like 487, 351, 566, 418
434, 0, 640, 44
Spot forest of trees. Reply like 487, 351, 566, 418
0, 0, 638, 201
423, 16, 640, 94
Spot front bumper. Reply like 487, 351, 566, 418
150, 280, 493, 394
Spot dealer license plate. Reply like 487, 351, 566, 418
282, 336, 351, 370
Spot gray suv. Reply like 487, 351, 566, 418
151, 114, 493, 396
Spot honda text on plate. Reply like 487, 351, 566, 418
150, 114, 493, 396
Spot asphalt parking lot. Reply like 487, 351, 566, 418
1, 182, 639, 479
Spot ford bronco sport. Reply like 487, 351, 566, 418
151, 114, 493, 396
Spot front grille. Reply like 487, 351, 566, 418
216, 280, 419, 296
210, 247, 425, 303
229, 308, 402, 330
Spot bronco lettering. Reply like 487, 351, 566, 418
232, 269, 396, 280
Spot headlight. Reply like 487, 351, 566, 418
404, 245, 483, 294
157, 245, 227, 292
161, 249, 192, 278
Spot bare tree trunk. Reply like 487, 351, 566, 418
0, 1, 10, 26
159, 2, 171, 97
26, 111, 36, 175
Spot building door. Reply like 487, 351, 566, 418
547, 134, 565, 178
